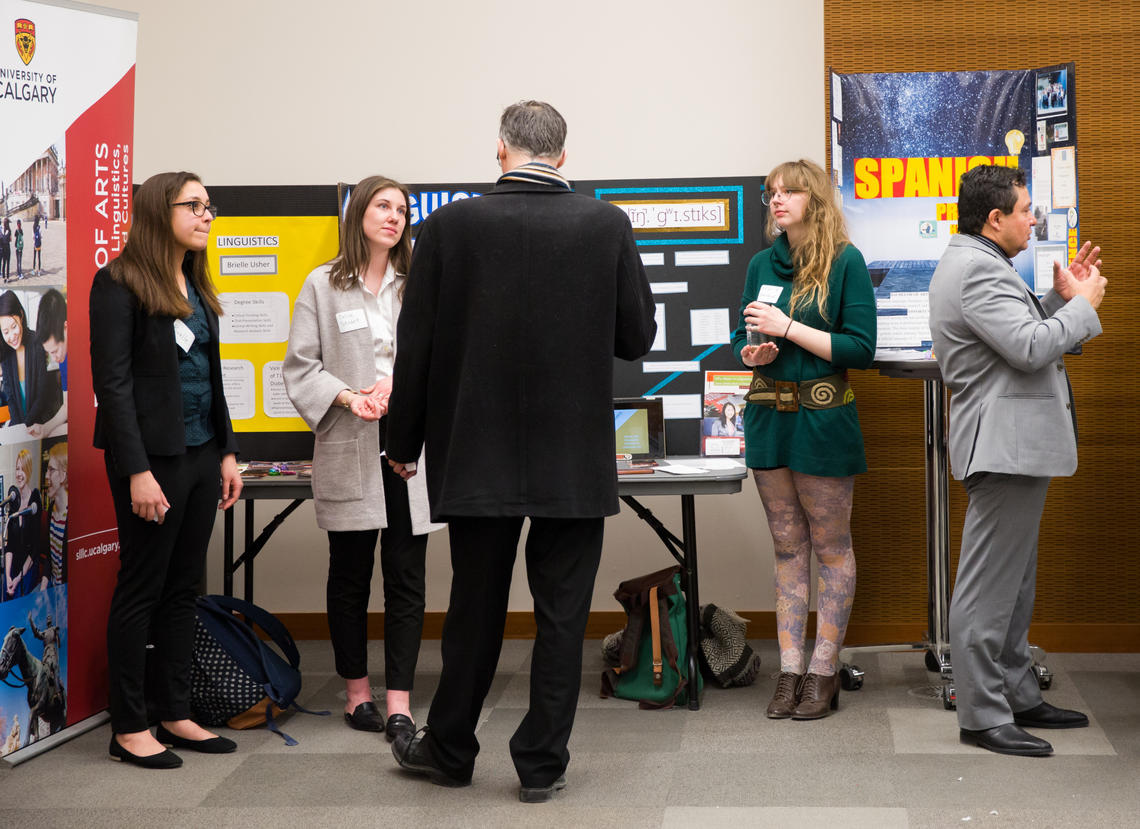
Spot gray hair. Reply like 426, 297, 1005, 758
499, 100, 566, 160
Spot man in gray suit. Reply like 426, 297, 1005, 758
929, 164, 1106, 757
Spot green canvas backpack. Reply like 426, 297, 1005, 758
600, 565, 701, 709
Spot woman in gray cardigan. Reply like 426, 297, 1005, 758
283, 176, 441, 742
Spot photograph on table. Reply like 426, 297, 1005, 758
701, 371, 750, 457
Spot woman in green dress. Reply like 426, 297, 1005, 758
732, 159, 876, 720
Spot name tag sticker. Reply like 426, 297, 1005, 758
173, 319, 195, 353
336, 309, 368, 333
757, 284, 784, 303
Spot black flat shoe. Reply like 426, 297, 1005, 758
385, 713, 415, 743
108, 736, 182, 769
519, 774, 567, 803
345, 701, 385, 732
392, 730, 471, 787
959, 723, 1053, 756
155, 724, 237, 754
1013, 701, 1089, 729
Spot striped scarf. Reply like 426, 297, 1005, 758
497, 161, 571, 190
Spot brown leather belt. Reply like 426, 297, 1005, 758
745, 372, 853, 412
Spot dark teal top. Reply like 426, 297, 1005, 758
730, 235, 876, 476
178, 279, 215, 447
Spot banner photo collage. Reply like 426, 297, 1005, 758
0, 0, 137, 760
831, 64, 1078, 359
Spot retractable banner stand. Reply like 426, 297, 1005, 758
830, 65, 1078, 357
0, 0, 137, 763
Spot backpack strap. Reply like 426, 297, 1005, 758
265, 701, 299, 747
637, 577, 687, 710
201, 594, 300, 669
649, 585, 663, 687
195, 595, 270, 685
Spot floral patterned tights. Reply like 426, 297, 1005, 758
752, 468, 856, 676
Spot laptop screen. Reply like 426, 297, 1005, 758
613, 397, 666, 460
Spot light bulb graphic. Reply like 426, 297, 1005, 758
1004, 129, 1025, 156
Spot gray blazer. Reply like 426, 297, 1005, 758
928, 234, 1101, 480
282, 264, 441, 534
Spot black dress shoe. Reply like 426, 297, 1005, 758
155, 724, 237, 754
344, 701, 384, 732
108, 736, 183, 769
959, 723, 1053, 756
385, 713, 415, 743
519, 774, 567, 803
1013, 701, 1090, 729
392, 730, 471, 787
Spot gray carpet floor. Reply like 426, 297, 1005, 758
3, 640, 1139, 828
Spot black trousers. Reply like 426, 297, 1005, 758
105, 441, 221, 733
326, 459, 427, 689
424, 515, 604, 787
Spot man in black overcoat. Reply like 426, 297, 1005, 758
385, 100, 656, 801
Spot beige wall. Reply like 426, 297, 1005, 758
93, 0, 826, 613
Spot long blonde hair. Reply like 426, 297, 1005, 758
765, 159, 849, 322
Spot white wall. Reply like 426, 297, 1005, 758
94, 0, 826, 614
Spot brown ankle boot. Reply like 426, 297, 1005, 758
766, 672, 804, 719
791, 672, 840, 719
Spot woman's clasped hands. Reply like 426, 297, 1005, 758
349, 376, 394, 421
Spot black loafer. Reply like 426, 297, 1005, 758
959, 723, 1053, 756
155, 724, 237, 754
519, 774, 567, 803
108, 737, 183, 769
1013, 701, 1089, 730
392, 730, 471, 787
385, 713, 415, 743
344, 701, 384, 732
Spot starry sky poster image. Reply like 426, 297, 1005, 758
833, 70, 1037, 290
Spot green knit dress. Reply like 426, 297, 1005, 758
730, 234, 877, 476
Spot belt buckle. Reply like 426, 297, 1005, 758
774, 380, 799, 412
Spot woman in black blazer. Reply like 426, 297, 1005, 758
90, 171, 242, 769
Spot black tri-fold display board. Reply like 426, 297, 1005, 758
208, 176, 769, 460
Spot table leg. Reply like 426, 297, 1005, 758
223, 506, 234, 597
244, 500, 255, 603
681, 493, 701, 710
925, 378, 952, 670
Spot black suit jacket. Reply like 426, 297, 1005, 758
89, 265, 238, 477
386, 180, 656, 520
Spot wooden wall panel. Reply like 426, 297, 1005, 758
827, 0, 1140, 646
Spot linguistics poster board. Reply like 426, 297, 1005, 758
831, 64, 1078, 359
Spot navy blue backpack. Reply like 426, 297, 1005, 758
190, 594, 328, 745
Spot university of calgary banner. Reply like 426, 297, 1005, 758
0, 0, 136, 761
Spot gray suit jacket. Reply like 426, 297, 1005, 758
282, 264, 440, 533
928, 234, 1101, 480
